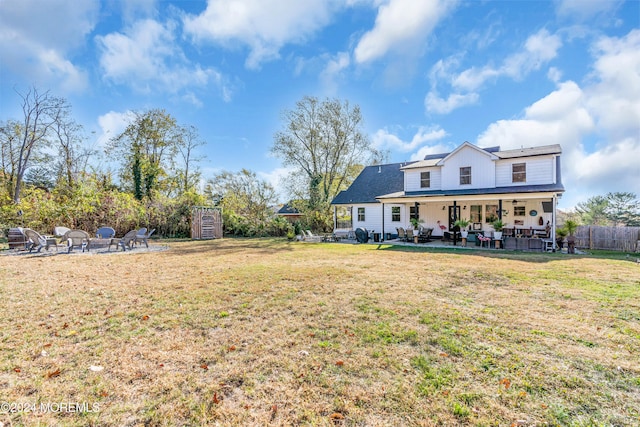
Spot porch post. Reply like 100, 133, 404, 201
552, 195, 557, 251
498, 199, 503, 220
333, 205, 337, 230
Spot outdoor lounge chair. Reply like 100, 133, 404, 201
54, 226, 71, 238
96, 226, 116, 238
23, 228, 57, 253
133, 228, 155, 248
63, 230, 90, 253
396, 227, 406, 242
111, 229, 138, 251
303, 230, 323, 242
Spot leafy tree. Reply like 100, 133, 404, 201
107, 109, 180, 200
605, 192, 640, 227
206, 169, 277, 236
272, 96, 382, 211
575, 195, 611, 226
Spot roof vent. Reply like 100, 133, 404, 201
378, 166, 381, 173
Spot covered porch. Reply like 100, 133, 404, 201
375, 191, 560, 248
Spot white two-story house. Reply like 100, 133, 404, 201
331, 141, 564, 244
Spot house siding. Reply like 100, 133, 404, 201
495, 156, 555, 187
405, 168, 442, 192
441, 145, 496, 190
352, 204, 383, 233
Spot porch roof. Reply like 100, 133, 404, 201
376, 183, 565, 202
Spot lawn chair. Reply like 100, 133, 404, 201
406, 228, 415, 243
54, 226, 71, 238
396, 227, 406, 242
23, 228, 57, 253
303, 230, 322, 242
134, 228, 155, 248
63, 230, 90, 253
111, 229, 138, 251
96, 226, 116, 238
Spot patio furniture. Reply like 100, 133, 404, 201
396, 227, 407, 242
8, 227, 28, 250
54, 226, 71, 237
406, 228, 414, 243
63, 230, 90, 253
416, 227, 433, 243
111, 229, 138, 251
303, 230, 323, 242
23, 228, 58, 253
96, 226, 116, 238
134, 228, 155, 247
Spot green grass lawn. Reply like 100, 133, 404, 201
1, 238, 638, 426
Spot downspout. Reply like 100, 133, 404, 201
381, 202, 385, 242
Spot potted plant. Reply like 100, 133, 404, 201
555, 227, 567, 251
491, 219, 505, 240
453, 218, 470, 238
409, 217, 423, 230
564, 220, 578, 254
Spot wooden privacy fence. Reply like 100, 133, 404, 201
191, 207, 223, 239
574, 225, 640, 252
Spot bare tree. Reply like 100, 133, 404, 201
174, 124, 205, 194
52, 111, 94, 189
271, 96, 382, 209
11, 86, 68, 203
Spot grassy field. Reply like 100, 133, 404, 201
0, 239, 638, 426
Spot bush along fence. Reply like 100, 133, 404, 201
574, 225, 640, 252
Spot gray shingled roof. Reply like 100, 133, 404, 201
331, 162, 411, 204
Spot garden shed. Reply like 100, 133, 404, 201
191, 206, 223, 239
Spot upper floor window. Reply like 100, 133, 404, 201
512, 163, 526, 183
420, 171, 431, 188
357, 207, 365, 222
460, 167, 471, 185
391, 206, 401, 222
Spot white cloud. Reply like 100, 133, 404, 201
320, 52, 351, 95
425, 91, 479, 114
96, 111, 136, 148
183, 0, 335, 69
258, 166, 296, 202
354, 0, 457, 64
585, 29, 640, 141
372, 126, 448, 153
454, 29, 562, 91
554, 0, 623, 21
96, 19, 228, 101
0, 0, 99, 92
477, 29, 640, 208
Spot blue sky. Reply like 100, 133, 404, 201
1, 0, 638, 209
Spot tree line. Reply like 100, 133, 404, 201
563, 192, 640, 227
1, 88, 379, 238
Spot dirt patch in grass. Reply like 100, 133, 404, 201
1, 239, 639, 426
